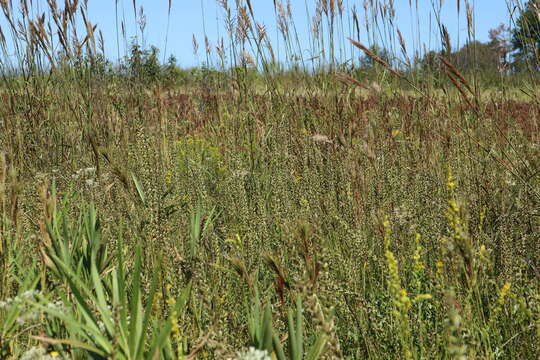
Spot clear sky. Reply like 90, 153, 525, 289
4, 0, 515, 68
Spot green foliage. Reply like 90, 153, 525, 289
0, 275, 40, 358
0, 0, 539, 359
122, 43, 181, 84
512, 0, 540, 70
35, 242, 191, 359
247, 293, 327, 360
43, 190, 111, 282
189, 200, 217, 259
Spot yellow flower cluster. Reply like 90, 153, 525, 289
382, 217, 431, 360
166, 284, 185, 360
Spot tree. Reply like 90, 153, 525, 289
511, 0, 540, 70
417, 41, 500, 75
488, 23, 511, 73
450, 40, 500, 74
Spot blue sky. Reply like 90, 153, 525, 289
4, 1, 514, 67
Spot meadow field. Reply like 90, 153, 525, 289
0, 0, 539, 359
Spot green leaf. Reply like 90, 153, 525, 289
135, 266, 160, 360
287, 309, 298, 360
306, 334, 328, 360
296, 296, 304, 360
261, 305, 273, 353
128, 245, 144, 358
90, 257, 114, 334
272, 333, 286, 360
131, 172, 146, 205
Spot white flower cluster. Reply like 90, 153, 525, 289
234, 347, 272, 360
0, 290, 65, 325
20, 346, 63, 360
72, 167, 98, 188
0, 289, 41, 308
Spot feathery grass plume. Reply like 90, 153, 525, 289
81, 7, 96, 59
256, 23, 267, 42
439, 56, 477, 106
397, 28, 409, 64
443, 66, 478, 114
465, 0, 474, 39
334, 72, 371, 90
205, 35, 212, 57
245, 0, 254, 18
217, 0, 228, 11
262, 252, 289, 304
441, 24, 452, 55
351, 5, 360, 39
229, 256, 255, 295
192, 34, 199, 56
28, 15, 56, 67
348, 37, 402, 78
275, 1, 289, 38
311, 5, 322, 37
236, 6, 251, 43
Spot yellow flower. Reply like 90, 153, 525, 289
498, 282, 511, 305
447, 167, 456, 191
479, 244, 488, 262
165, 169, 173, 184
412, 233, 425, 272
436, 260, 444, 276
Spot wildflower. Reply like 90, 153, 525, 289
166, 284, 183, 358
235, 347, 272, 360
382, 217, 414, 360
498, 282, 511, 305
479, 206, 487, 232
312, 134, 332, 144
478, 244, 489, 264
20, 346, 61, 360
165, 169, 173, 184
447, 167, 457, 191
412, 233, 425, 272
436, 260, 444, 276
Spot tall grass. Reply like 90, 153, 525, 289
0, 0, 539, 359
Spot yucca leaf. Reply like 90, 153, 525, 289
261, 305, 273, 353
128, 245, 144, 357
33, 295, 112, 354
272, 333, 286, 360
287, 309, 298, 360
135, 266, 160, 360
306, 334, 328, 360
296, 296, 304, 360
90, 258, 114, 334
